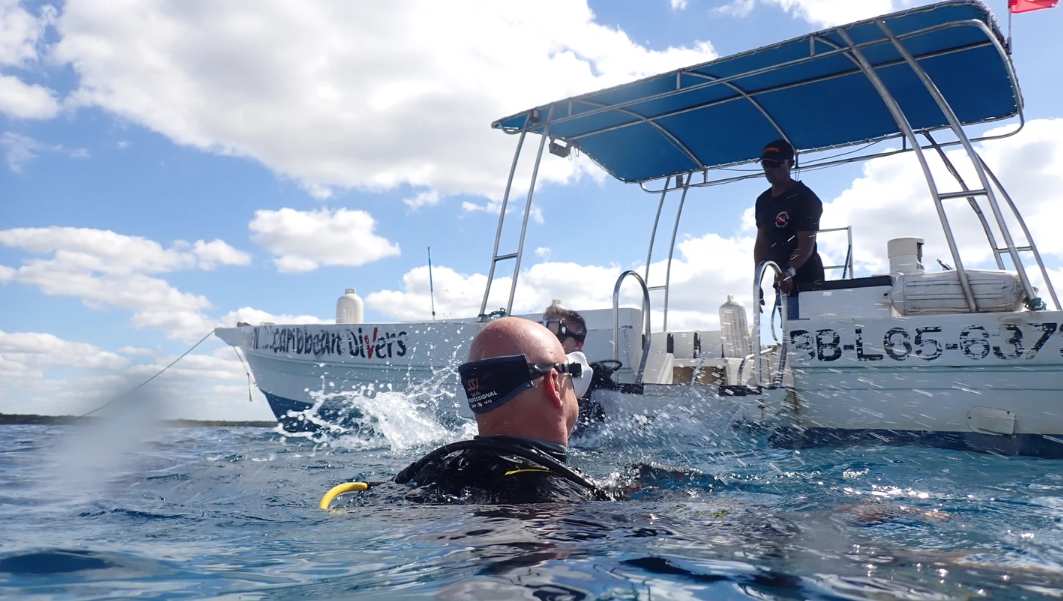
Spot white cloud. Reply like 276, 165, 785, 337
0, 132, 35, 172
118, 345, 155, 357
248, 207, 400, 272
367, 265, 487, 321
1, 132, 86, 172
0, 227, 248, 274
813, 119, 1063, 284
0, 330, 128, 375
14, 260, 214, 339
51, 0, 716, 203
0, 1, 55, 67
189, 239, 251, 270
461, 200, 495, 214
367, 231, 755, 330
714, 0, 756, 18
534, 246, 551, 259
0, 74, 59, 119
764, 0, 903, 27
1031, 268, 1063, 310
715, 0, 910, 27
1, 227, 188, 273
402, 190, 440, 210
0, 264, 13, 281
978, 119, 1063, 262
671, 0, 690, 11
0, 2, 61, 120
0, 227, 252, 341
219, 306, 327, 327
0, 338, 271, 419
460, 198, 546, 225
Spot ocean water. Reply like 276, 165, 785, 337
2, 395, 1063, 600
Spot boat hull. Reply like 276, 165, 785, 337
216, 309, 1063, 455
215, 310, 647, 431
739, 309, 1063, 455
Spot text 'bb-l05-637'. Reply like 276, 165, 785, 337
790, 322, 1061, 363
251, 326, 408, 360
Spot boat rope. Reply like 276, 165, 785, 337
80, 329, 216, 417
230, 345, 255, 403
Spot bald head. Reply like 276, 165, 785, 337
469, 317, 566, 365
466, 317, 578, 445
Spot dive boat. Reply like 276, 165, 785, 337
216, 0, 1063, 456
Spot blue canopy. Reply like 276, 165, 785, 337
491, 0, 1020, 184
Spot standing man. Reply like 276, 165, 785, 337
753, 139, 824, 293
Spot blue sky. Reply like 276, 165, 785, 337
2, 0, 1062, 419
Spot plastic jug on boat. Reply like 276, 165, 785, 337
336, 289, 364, 324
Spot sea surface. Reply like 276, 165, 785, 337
2, 394, 1063, 600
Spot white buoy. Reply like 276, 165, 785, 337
719, 295, 751, 358
887, 237, 925, 275
336, 288, 364, 324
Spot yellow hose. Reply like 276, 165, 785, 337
319, 481, 369, 510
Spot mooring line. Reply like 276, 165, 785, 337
230, 344, 255, 403
80, 329, 216, 417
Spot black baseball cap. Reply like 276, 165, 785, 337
760, 139, 795, 162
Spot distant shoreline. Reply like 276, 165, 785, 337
0, 413, 276, 428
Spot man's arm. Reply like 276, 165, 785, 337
785, 186, 822, 275
787, 231, 817, 271
754, 227, 770, 266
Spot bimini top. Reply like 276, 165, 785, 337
491, 0, 1020, 184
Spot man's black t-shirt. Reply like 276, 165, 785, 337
755, 181, 825, 285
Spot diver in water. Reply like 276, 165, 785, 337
541, 302, 609, 432
541, 301, 587, 355
394, 317, 612, 504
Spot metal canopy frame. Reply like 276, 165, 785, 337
643, 175, 691, 333
562, 28, 1011, 179
478, 108, 551, 318
479, 0, 1055, 345
493, 2, 1024, 185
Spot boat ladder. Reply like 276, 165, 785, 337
642, 174, 691, 333
751, 260, 790, 389
611, 270, 652, 384
478, 108, 553, 319
836, 20, 1055, 312
924, 131, 1060, 310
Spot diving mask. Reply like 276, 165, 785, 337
459, 353, 593, 414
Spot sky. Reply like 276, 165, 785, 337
2, 0, 1062, 420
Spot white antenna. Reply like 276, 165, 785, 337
427, 246, 437, 320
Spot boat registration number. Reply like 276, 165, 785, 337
788, 322, 1060, 363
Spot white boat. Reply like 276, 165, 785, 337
217, 0, 1063, 456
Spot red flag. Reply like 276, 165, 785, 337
1009, 0, 1058, 13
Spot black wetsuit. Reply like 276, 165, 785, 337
394, 435, 608, 504
755, 181, 825, 286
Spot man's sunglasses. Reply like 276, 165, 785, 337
541, 318, 586, 342
760, 159, 786, 169
529, 361, 583, 380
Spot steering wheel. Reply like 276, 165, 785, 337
593, 360, 623, 372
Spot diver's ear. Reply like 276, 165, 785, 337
544, 370, 564, 409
